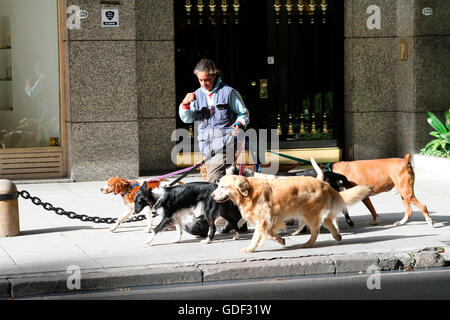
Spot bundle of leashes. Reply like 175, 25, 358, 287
148, 133, 243, 187
148, 129, 320, 186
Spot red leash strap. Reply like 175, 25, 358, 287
237, 137, 246, 176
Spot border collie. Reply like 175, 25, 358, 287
134, 181, 246, 245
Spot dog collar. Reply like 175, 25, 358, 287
124, 183, 140, 195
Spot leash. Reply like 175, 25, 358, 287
148, 133, 241, 187
167, 160, 206, 187
147, 165, 203, 184
146, 128, 325, 186
236, 136, 246, 176
267, 150, 311, 165
246, 139, 311, 165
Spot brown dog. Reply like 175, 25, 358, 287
331, 154, 433, 227
100, 177, 166, 232
211, 175, 372, 253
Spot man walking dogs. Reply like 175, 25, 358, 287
179, 59, 250, 183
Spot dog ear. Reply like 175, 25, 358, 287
235, 178, 250, 197
140, 181, 148, 190
114, 179, 129, 195
113, 179, 123, 195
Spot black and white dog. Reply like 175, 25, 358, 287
134, 181, 246, 245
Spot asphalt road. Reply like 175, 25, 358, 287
25, 267, 450, 300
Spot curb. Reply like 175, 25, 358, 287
1, 247, 448, 299
5, 267, 202, 299
0, 279, 9, 299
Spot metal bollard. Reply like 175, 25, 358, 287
0, 179, 20, 237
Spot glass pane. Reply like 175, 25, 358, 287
0, 0, 60, 149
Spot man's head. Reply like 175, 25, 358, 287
194, 59, 220, 92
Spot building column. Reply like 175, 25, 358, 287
344, 0, 449, 160
64, 0, 177, 181
135, 0, 177, 175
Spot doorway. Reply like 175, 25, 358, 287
175, 0, 344, 149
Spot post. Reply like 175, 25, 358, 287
0, 179, 20, 237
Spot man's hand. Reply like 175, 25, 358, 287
232, 124, 240, 136
182, 92, 196, 106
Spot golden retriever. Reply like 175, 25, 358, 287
211, 175, 372, 253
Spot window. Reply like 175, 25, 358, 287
0, 0, 61, 149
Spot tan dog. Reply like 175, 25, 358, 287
331, 154, 433, 227
211, 175, 372, 253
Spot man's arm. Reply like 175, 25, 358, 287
179, 102, 195, 123
230, 90, 249, 129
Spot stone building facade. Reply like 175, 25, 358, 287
63, 0, 450, 180
0, 0, 448, 181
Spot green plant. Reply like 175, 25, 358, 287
420, 110, 450, 158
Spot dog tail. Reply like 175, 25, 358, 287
311, 157, 324, 181
404, 153, 410, 163
403, 153, 415, 186
334, 186, 372, 211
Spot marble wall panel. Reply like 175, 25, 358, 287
68, 122, 139, 181
135, 0, 174, 40
69, 41, 138, 122
351, 112, 400, 159
66, 0, 136, 41
136, 41, 175, 120
351, 0, 397, 38
415, 36, 450, 113
138, 118, 177, 173
415, 0, 450, 36
351, 38, 398, 113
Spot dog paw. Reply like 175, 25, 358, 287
200, 238, 211, 244
241, 247, 255, 253
143, 227, 152, 233
109, 227, 117, 233
300, 242, 314, 249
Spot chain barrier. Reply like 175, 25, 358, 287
18, 190, 147, 224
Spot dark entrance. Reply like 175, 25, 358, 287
174, 0, 344, 148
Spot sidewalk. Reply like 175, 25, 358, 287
1, 169, 449, 298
